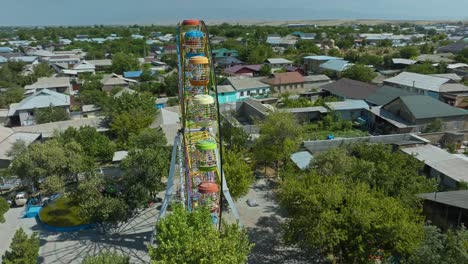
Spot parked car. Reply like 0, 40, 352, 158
14, 192, 28, 207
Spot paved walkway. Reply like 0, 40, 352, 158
0, 206, 37, 260
229, 178, 322, 264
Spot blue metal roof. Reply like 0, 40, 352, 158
0, 56, 7, 63
320, 59, 352, 72
0, 47, 13, 53
185, 30, 204, 38
123, 71, 143, 78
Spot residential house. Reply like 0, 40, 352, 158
417, 53, 455, 64
402, 144, 468, 189
266, 35, 298, 49
437, 40, 468, 54
87, 59, 112, 71
319, 59, 353, 74
418, 190, 468, 229
216, 84, 237, 104
9, 56, 38, 65
303, 75, 332, 89
101, 74, 137, 93
225, 76, 271, 100
0, 56, 7, 64
383, 72, 468, 99
325, 100, 370, 121
283, 106, 328, 123
113, 87, 136, 98
365, 85, 417, 106
224, 64, 262, 76
304, 55, 342, 74
210, 36, 227, 45
285, 66, 305, 75
290, 151, 314, 170
123, 71, 143, 80
261, 72, 306, 94
212, 48, 239, 59
24, 77, 71, 95
0, 132, 40, 168
265, 58, 293, 72
321, 78, 378, 100
291, 32, 316, 40
60, 60, 96, 76
7, 89, 70, 126
368, 95, 468, 134
430, 73, 462, 82
0, 47, 14, 53
391, 58, 417, 69
215, 57, 244, 69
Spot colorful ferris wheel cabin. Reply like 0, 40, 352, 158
188, 56, 210, 86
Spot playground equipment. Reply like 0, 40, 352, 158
151, 20, 240, 244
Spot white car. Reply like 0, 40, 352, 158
14, 192, 28, 207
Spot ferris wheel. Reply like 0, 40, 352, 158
151, 19, 240, 244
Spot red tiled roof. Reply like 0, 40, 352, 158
261, 72, 305, 85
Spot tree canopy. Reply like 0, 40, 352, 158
0, 198, 9, 223
342, 64, 377, 83
111, 52, 140, 74
399, 46, 420, 59
2, 228, 39, 264
223, 150, 254, 200
35, 106, 70, 124
254, 111, 303, 176
149, 205, 253, 264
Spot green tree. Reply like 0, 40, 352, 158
105, 92, 157, 144
259, 64, 271, 76
82, 251, 130, 264
73, 174, 128, 224
424, 118, 444, 133
2, 228, 39, 264
0, 198, 8, 223
58, 126, 116, 162
327, 48, 341, 57
121, 148, 169, 209
128, 128, 167, 149
111, 52, 140, 74
408, 63, 438, 74
279, 173, 424, 263
408, 225, 468, 264
6, 139, 27, 158
254, 111, 303, 177
342, 64, 377, 82
35, 105, 70, 124
10, 140, 90, 189
32, 62, 54, 78
296, 39, 321, 54
400, 46, 420, 59
220, 118, 249, 152
223, 150, 254, 200
149, 205, 253, 264
40, 175, 66, 196
0, 88, 25, 108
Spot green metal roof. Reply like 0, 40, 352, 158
396, 95, 468, 120
366, 86, 416, 106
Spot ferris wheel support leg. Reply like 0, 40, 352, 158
149, 132, 181, 245
221, 171, 243, 227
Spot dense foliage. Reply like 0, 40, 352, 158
342, 64, 377, 82
0, 197, 9, 223
149, 205, 253, 264
82, 251, 130, 264
2, 228, 39, 264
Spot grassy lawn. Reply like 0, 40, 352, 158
39, 196, 90, 227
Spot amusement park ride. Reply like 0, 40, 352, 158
150, 19, 240, 244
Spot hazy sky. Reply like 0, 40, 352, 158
1, 0, 467, 26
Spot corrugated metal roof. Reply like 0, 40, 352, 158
321, 78, 378, 100
123, 71, 143, 78
392, 58, 417, 65
326, 100, 370, 111
112, 151, 128, 162
227, 76, 270, 91
24, 77, 70, 91
396, 95, 467, 119
304, 55, 342, 61
384, 72, 450, 92
366, 85, 416, 105
11, 89, 69, 113
0, 132, 40, 160
319, 59, 353, 72
418, 191, 468, 210
402, 145, 468, 183
266, 58, 293, 64
290, 151, 313, 170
